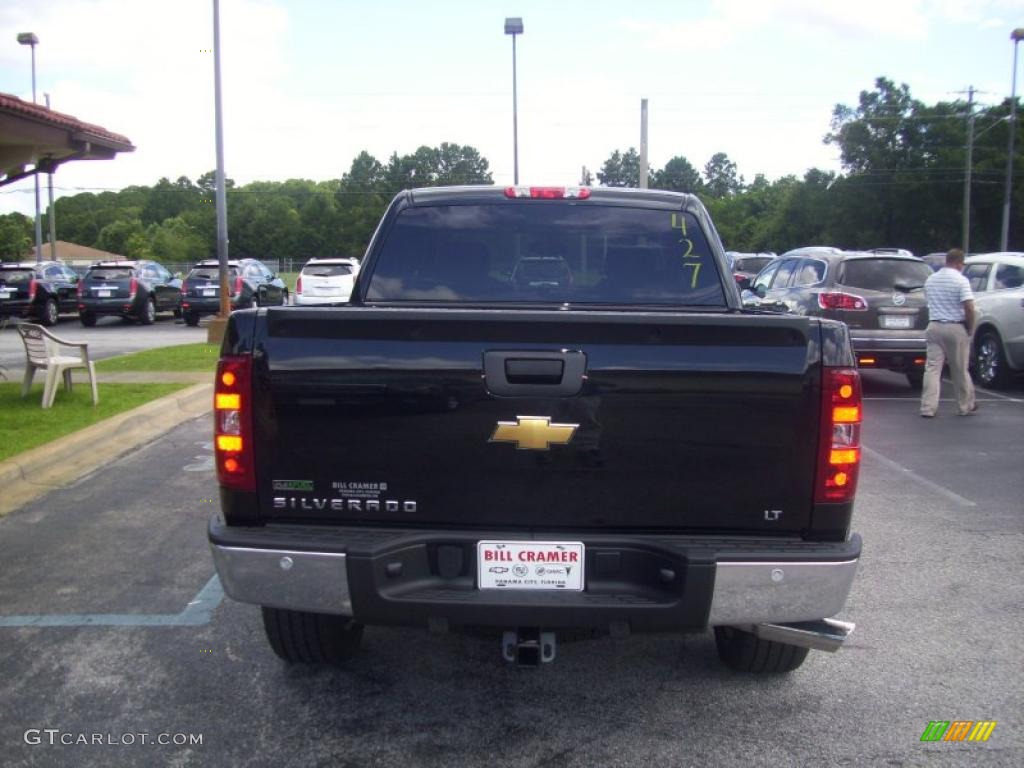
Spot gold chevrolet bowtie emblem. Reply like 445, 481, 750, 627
489, 416, 578, 451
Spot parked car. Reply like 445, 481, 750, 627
179, 259, 288, 326
749, 248, 934, 388
731, 252, 777, 290
963, 252, 1024, 388
77, 260, 181, 327
921, 252, 948, 271
867, 248, 916, 259
511, 255, 573, 291
294, 258, 359, 306
0, 261, 81, 326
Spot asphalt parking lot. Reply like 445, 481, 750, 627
0, 370, 1021, 767
0, 315, 206, 377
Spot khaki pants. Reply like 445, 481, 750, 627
920, 322, 975, 415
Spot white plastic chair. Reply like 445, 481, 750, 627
17, 323, 99, 409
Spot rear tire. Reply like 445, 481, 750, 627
41, 298, 59, 326
79, 311, 97, 327
906, 370, 923, 390
713, 626, 810, 673
140, 298, 156, 325
973, 329, 1011, 388
281, 289, 289, 306
184, 312, 200, 327
261, 607, 363, 664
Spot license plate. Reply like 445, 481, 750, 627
203, 288, 216, 297
97, 290, 112, 298
0, 290, 11, 299
881, 315, 912, 329
477, 541, 585, 591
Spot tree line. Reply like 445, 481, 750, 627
0, 142, 493, 263
0, 78, 1020, 263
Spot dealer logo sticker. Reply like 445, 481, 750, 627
272, 479, 314, 492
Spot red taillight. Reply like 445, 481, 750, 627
815, 367, 862, 504
76, 280, 84, 298
504, 186, 591, 200
28, 278, 37, 300
215, 355, 255, 492
128, 276, 138, 299
818, 292, 867, 311
296, 275, 303, 294
232, 276, 243, 296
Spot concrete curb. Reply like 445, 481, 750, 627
0, 382, 213, 517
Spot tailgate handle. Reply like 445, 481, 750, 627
484, 351, 586, 397
505, 359, 563, 384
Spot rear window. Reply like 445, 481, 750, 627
0, 269, 33, 285
838, 259, 932, 291
995, 264, 1024, 290
86, 268, 134, 281
734, 256, 773, 273
188, 267, 239, 281
302, 264, 353, 277
366, 204, 724, 306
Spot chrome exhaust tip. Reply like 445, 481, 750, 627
749, 618, 855, 652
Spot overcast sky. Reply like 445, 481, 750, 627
0, 0, 1021, 217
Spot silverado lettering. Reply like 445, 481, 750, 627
209, 185, 863, 672
272, 497, 416, 513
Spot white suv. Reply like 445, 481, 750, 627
295, 258, 359, 306
963, 252, 1024, 388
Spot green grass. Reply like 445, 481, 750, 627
0, 382, 190, 462
95, 343, 220, 373
279, 271, 298, 293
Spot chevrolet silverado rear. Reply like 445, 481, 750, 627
209, 186, 863, 671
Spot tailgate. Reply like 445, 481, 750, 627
83, 268, 133, 299
253, 308, 822, 534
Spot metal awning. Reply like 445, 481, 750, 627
0, 92, 134, 188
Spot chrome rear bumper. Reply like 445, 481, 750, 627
211, 539, 859, 647
211, 545, 352, 615
707, 558, 859, 625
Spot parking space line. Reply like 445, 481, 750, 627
863, 396, 1012, 401
973, 387, 1022, 402
0, 574, 224, 628
862, 446, 976, 508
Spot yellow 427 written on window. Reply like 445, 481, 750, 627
671, 214, 701, 287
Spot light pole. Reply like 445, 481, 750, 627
17, 32, 43, 264
45, 93, 57, 260
1000, 28, 1024, 252
504, 18, 523, 185
212, 0, 231, 334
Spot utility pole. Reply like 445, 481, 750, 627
210, 0, 231, 343
1000, 29, 1023, 251
639, 98, 649, 189
962, 86, 975, 254
44, 93, 57, 260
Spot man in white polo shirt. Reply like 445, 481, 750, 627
920, 248, 976, 417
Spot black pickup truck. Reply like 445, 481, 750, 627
209, 186, 863, 672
